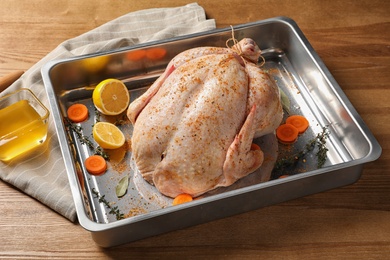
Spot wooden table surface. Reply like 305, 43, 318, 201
1, 0, 389, 259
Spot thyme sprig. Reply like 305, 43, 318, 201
94, 108, 101, 123
92, 188, 124, 220
315, 127, 330, 168
94, 108, 128, 126
65, 118, 109, 159
273, 126, 330, 175
114, 114, 129, 126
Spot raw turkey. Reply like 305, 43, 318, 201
127, 38, 283, 198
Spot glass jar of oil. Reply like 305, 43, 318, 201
0, 88, 50, 162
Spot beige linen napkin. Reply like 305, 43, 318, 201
0, 3, 216, 222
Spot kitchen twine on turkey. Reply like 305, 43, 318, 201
226, 25, 266, 67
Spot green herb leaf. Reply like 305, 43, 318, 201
65, 118, 109, 160
279, 87, 291, 115
272, 126, 330, 178
116, 176, 129, 198
92, 188, 124, 220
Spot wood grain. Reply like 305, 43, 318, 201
0, 70, 24, 92
1, 0, 389, 258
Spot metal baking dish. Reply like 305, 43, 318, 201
42, 17, 381, 247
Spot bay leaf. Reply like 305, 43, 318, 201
116, 175, 129, 198
279, 87, 291, 115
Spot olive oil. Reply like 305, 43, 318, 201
0, 100, 48, 161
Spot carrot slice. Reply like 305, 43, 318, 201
172, 193, 193, 205
276, 123, 299, 144
126, 49, 147, 61
251, 143, 261, 151
67, 103, 88, 122
286, 115, 309, 134
85, 155, 107, 175
146, 48, 167, 60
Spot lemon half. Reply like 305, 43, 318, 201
92, 79, 130, 115
92, 122, 125, 149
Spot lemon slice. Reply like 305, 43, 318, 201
92, 122, 125, 149
92, 79, 130, 115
